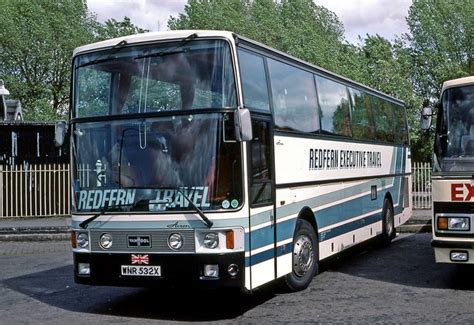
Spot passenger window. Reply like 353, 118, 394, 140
315, 76, 351, 136
349, 88, 375, 140
371, 96, 394, 142
267, 59, 319, 132
238, 49, 270, 112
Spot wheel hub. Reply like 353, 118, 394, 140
293, 235, 313, 277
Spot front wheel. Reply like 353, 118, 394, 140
283, 219, 318, 292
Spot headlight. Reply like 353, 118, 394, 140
99, 233, 113, 249
203, 232, 219, 249
448, 217, 470, 231
168, 233, 183, 250
438, 217, 470, 231
77, 232, 89, 248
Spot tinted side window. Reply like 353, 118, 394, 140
371, 95, 395, 142
238, 49, 270, 112
267, 59, 319, 132
315, 76, 351, 136
349, 88, 375, 140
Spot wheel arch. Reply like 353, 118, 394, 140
297, 206, 318, 240
384, 191, 393, 208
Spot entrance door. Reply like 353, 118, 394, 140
247, 117, 275, 289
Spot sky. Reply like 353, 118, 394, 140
86, 0, 412, 44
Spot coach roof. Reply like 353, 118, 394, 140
73, 30, 235, 57
442, 76, 474, 93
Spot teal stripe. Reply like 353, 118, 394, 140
276, 178, 381, 221
245, 242, 293, 267
248, 217, 296, 251
319, 212, 380, 241
250, 176, 404, 248
276, 175, 399, 223
390, 147, 397, 173
315, 176, 402, 228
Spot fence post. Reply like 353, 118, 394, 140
411, 161, 432, 209
0, 165, 3, 217
67, 163, 70, 215
5, 165, 9, 217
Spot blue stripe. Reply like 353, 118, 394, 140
246, 248, 273, 267
246, 211, 382, 266
247, 217, 297, 251
244, 176, 406, 264
277, 217, 298, 244
319, 212, 381, 242
395, 147, 405, 174
315, 177, 401, 228
249, 224, 273, 250
245, 242, 293, 267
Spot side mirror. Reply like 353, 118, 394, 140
234, 108, 253, 141
420, 106, 433, 131
54, 120, 68, 147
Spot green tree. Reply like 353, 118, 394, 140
168, 0, 249, 32
406, 0, 474, 100
0, 1, 147, 121
0, 0, 96, 120
358, 35, 431, 161
95, 17, 148, 41
168, 0, 352, 74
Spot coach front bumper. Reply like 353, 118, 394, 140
73, 252, 245, 288
432, 239, 474, 263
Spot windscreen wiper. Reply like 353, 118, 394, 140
75, 39, 128, 69
173, 187, 213, 228
134, 32, 197, 60
78, 200, 148, 229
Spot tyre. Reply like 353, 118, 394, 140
283, 219, 318, 292
380, 198, 395, 246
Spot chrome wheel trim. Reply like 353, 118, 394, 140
293, 234, 314, 277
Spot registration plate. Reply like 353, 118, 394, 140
121, 265, 161, 277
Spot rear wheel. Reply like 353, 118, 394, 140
284, 219, 318, 292
380, 198, 395, 246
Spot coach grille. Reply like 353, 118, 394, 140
90, 229, 195, 253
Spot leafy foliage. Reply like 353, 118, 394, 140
406, 0, 474, 100
95, 17, 148, 41
0, 0, 96, 120
168, 0, 350, 74
0, 0, 146, 121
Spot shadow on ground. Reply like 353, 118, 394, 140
322, 233, 474, 290
3, 265, 275, 321
4, 233, 474, 322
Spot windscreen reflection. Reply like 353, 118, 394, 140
434, 85, 474, 172
72, 113, 242, 212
